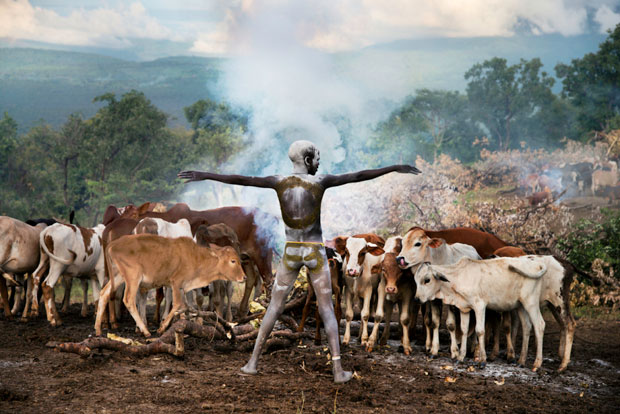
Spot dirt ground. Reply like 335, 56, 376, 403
0, 304, 618, 414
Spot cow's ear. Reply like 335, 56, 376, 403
433, 272, 449, 283
394, 238, 402, 253
371, 263, 381, 274
428, 238, 444, 248
334, 236, 348, 255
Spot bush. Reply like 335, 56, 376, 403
558, 209, 620, 282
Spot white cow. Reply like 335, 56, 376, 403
414, 256, 549, 371
336, 234, 385, 347
32, 223, 106, 326
0, 217, 49, 319
396, 228, 481, 358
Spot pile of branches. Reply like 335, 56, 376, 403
48, 289, 311, 358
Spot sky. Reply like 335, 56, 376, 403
1, 0, 619, 56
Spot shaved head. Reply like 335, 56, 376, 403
288, 140, 320, 175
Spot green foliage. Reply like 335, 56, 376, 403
556, 23, 620, 136
367, 89, 483, 165
558, 210, 620, 281
465, 57, 565, 150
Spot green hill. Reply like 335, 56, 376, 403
0, 48, 224, 132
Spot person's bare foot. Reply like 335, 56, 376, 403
241, 362, 258, 375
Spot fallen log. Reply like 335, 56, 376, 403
47, 337, 180, 358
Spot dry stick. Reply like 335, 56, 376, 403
47, 338, 179, 358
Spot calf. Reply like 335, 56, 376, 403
396, 228, 480, 358
195, 223, 245, 322
369, 236, 418, 354
32, 223, 106, 326
414, 256, 550, 371
335, 234, 385, 347
95, 230, 246, 337
133, 218, 197, 325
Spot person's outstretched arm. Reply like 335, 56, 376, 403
178, 170, 279, 189
321, 165, 421, 189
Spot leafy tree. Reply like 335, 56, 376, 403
82, 90, 171, 224
465, 57, 556, 150
184, 99, 247, 138
367, 89, 483, 165
0, 112, 19, 215
556, 24, 620, 135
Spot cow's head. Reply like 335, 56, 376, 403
396, 229, 443, 269
344, 237, 378, 277
413, 263, 449, 303
373, 252, 405, 296
212, 245, 246, 282
332, 236, 348, 258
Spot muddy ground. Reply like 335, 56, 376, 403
0, 305, 618, 414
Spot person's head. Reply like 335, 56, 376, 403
288, 140, 320, 175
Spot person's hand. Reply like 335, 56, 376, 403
399, 165, 422, 175
178, 170, 201, 183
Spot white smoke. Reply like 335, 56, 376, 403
180, 1, 414, 243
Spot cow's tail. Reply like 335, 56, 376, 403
39, 232, 75, 265
508, 263, 547, 279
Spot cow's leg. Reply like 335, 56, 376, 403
95, 275, 124, 336
154, 287, 164, 323
238, 260, 257, 318
21, 275, 34, 321
380, 300, 394, 346
61, 276, 72, 313
124, 278, 151, 337
423, 302, 432, 352
367, 280, 386, 352
429, 300, 442, 357
135, 288, 148, 333
503, 311, 516, 362
342, 281, 355, 346
517, 307, 532, 367
30, 253, 49, 317
488, 310, 501, 361
457, 311, 470, 362
522, 300, 545, 371
298, 283, 315, 333
558, 307, 576, 372
360, 286, 374, 346
0, 276, 11, 318
162, 287, 173, 319
41, 262, 65, 326
473, 305, 487, 368
10, 276, 23, 316
510, 308, 520, 352
409, 301, 420, 342
80, 278, 89, 317
446, 306, 459, 360
314, 306, 322, 345
242, 261, 297, 376
225, 283, 233, 322
399, 295, 413, 355
309, 263, 352, 384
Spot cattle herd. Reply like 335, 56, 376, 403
1, 201, 582, 376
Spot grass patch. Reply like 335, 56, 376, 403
572, 305, 620, 321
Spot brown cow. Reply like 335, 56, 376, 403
110, 203, 275, 294
370, 236, 418, 355
95, 230, 246, 337
405, 226, 508, 259
195, 223, 245, 322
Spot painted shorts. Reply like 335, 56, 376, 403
283, 241, 326, 272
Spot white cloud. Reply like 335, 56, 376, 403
2, 0, 619, 53
595, 4, 620, 32
0, 0, 176, 48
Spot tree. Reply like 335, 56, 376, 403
83, 90, 171, 224
465, 57, 556, 150
556, 23, 620, 135
367, 89, 483, 165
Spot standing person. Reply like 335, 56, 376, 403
179, 140, 421, 383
